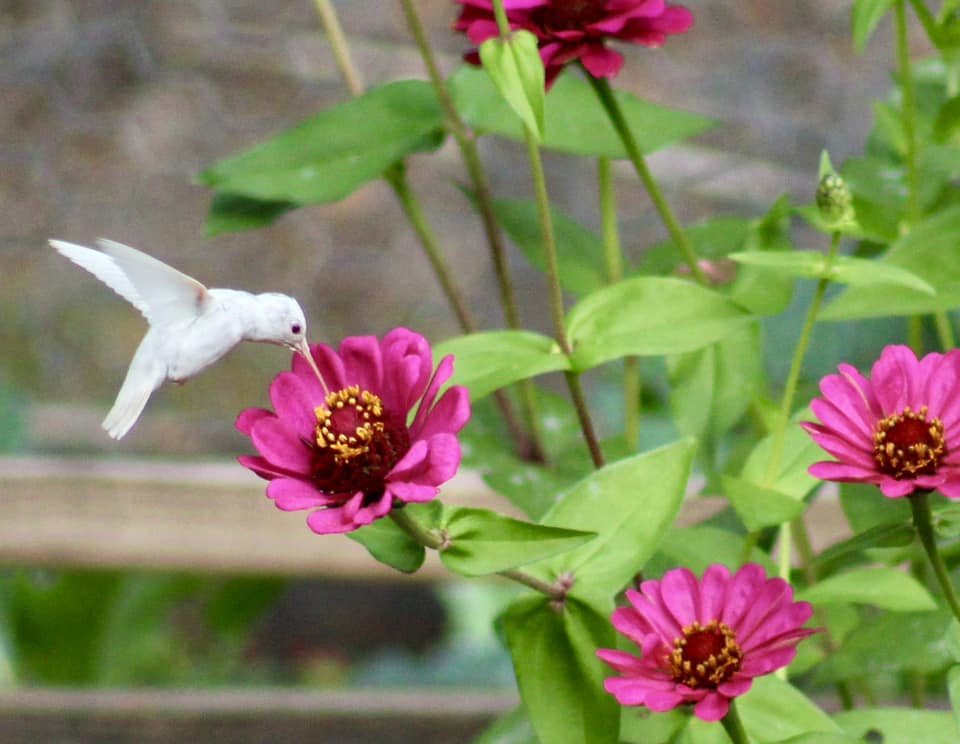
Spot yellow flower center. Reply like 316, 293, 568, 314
315, 386, 385, 463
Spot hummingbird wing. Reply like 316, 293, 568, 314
96, 239, 210, 326
50, 239, 152, 320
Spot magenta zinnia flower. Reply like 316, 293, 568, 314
236, 328, 470, 535
597, 564, 816, 722
802, 345, 960, 499
454, 0, 694, 89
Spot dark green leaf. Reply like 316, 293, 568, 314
203, 193, 297, 236
839, 482, 911, 533
502, 596, 618, 744
434, 330, 569, 400
639, 216, 750, 276
835, 707, 960, 744
482, 196, 606, 296
813, 520, 915, 574
439, 506, 595, 577
347, 517, 426, 574
566, 278, 752, 371
449, 66, 714, 158
813, 608, 953, 684
199, 80, 444, 204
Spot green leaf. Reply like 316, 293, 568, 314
729, 195, 797, 315
502, 596, 618, 744
473, 705, 537, 744
438, 506, 595, 577
566, 277, 752, 372
652, 525, 777, 577
797, 567, 937, 611
823, 206, 960, 320
852, 0, 897, 54
814, 608, 953, 684
728, 251, 935, 294
835, 708, 960, 744
740, 424, 821, 500
738, 676, 842, 741
639, 216, 751, 276
620, 708, 687, 744
204, 193, 297, 236
434, 330, 569, 400
667, 322, 765, 440
950, 665, 960, 734
813, 520, 915, 574
449, 66, 714, 158
945, 619, 960, 662
528, 440, 696, 608
478, 30, 545, 140
839, 481, 911, 533
721, 476, 806, 532
481, 196, 606, 296
347, 515, 426, 574
199, 80, 444, 204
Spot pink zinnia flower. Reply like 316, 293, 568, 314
454, 0, 694, 89
236, 328, 470, 534
597, 564, 816, 722
802, 345, 960, 499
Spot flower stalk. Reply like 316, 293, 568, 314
910, 490, 960, 624
721, 700, 751, 744
584, 71, 709, 286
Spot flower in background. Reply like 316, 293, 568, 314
597, 564, 816, 722
454, 0, 694, 88
237, 328, 470, 534
802, 345, 960, 499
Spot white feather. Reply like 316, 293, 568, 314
49, 240, 151, 319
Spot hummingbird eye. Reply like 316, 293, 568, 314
291, 323, 302, 335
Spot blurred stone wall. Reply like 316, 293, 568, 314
0, 0, 917, 452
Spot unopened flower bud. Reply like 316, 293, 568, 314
816, 172, 854, 225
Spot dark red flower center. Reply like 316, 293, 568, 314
310, 386, 410, 500
668, 621, 742, 689
874, 406, 946, 479
532, 0, 608, 31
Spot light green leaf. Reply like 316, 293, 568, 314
434, 330, 569, 400
835, 708, 960, 744
438, 506, 595, 577
566, 277, 752, 372
652, 525, 777, 577
823, 206, 960, 320
852, 0, 897, 54
721, 476, 807, 532
449, 66, 714, 158
478, 30, 545, 140
740, 424, 821, 500
950, 665, 960, 734
503, 596, 618, 744
738, 676, 841, 741
728, 251, 935, 294
529, 440, 696, 609
347, 503, 440, 574
798, 567, 937, 611
199, 80, 444, 204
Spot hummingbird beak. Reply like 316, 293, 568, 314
293, 338, 329, 396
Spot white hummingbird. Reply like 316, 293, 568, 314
50, 238, 326, 439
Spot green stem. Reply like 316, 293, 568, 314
398, 0, 546, 464
490, 0, 512, 35
935, 311, 957, 351
598, 157, 640, 449
312, 0, 364, 96
584, 72, 709, 286
895, 0, 922, 224
524, 128, 605, 468
720, 699, 751, 744
910, 490, 960, 624
390, 508, 443, 550
763, 232, 841, 484
386, 166, 476, 333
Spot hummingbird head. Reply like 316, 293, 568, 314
253, 293, 309, 349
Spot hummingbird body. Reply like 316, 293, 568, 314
50, 239, 317, 439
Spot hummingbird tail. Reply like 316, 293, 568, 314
103, 336, 165, 439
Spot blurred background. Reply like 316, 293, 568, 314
0, 0, 920, 741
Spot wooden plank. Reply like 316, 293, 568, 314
0, 455, 849, 577
0, 688, 516, 744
